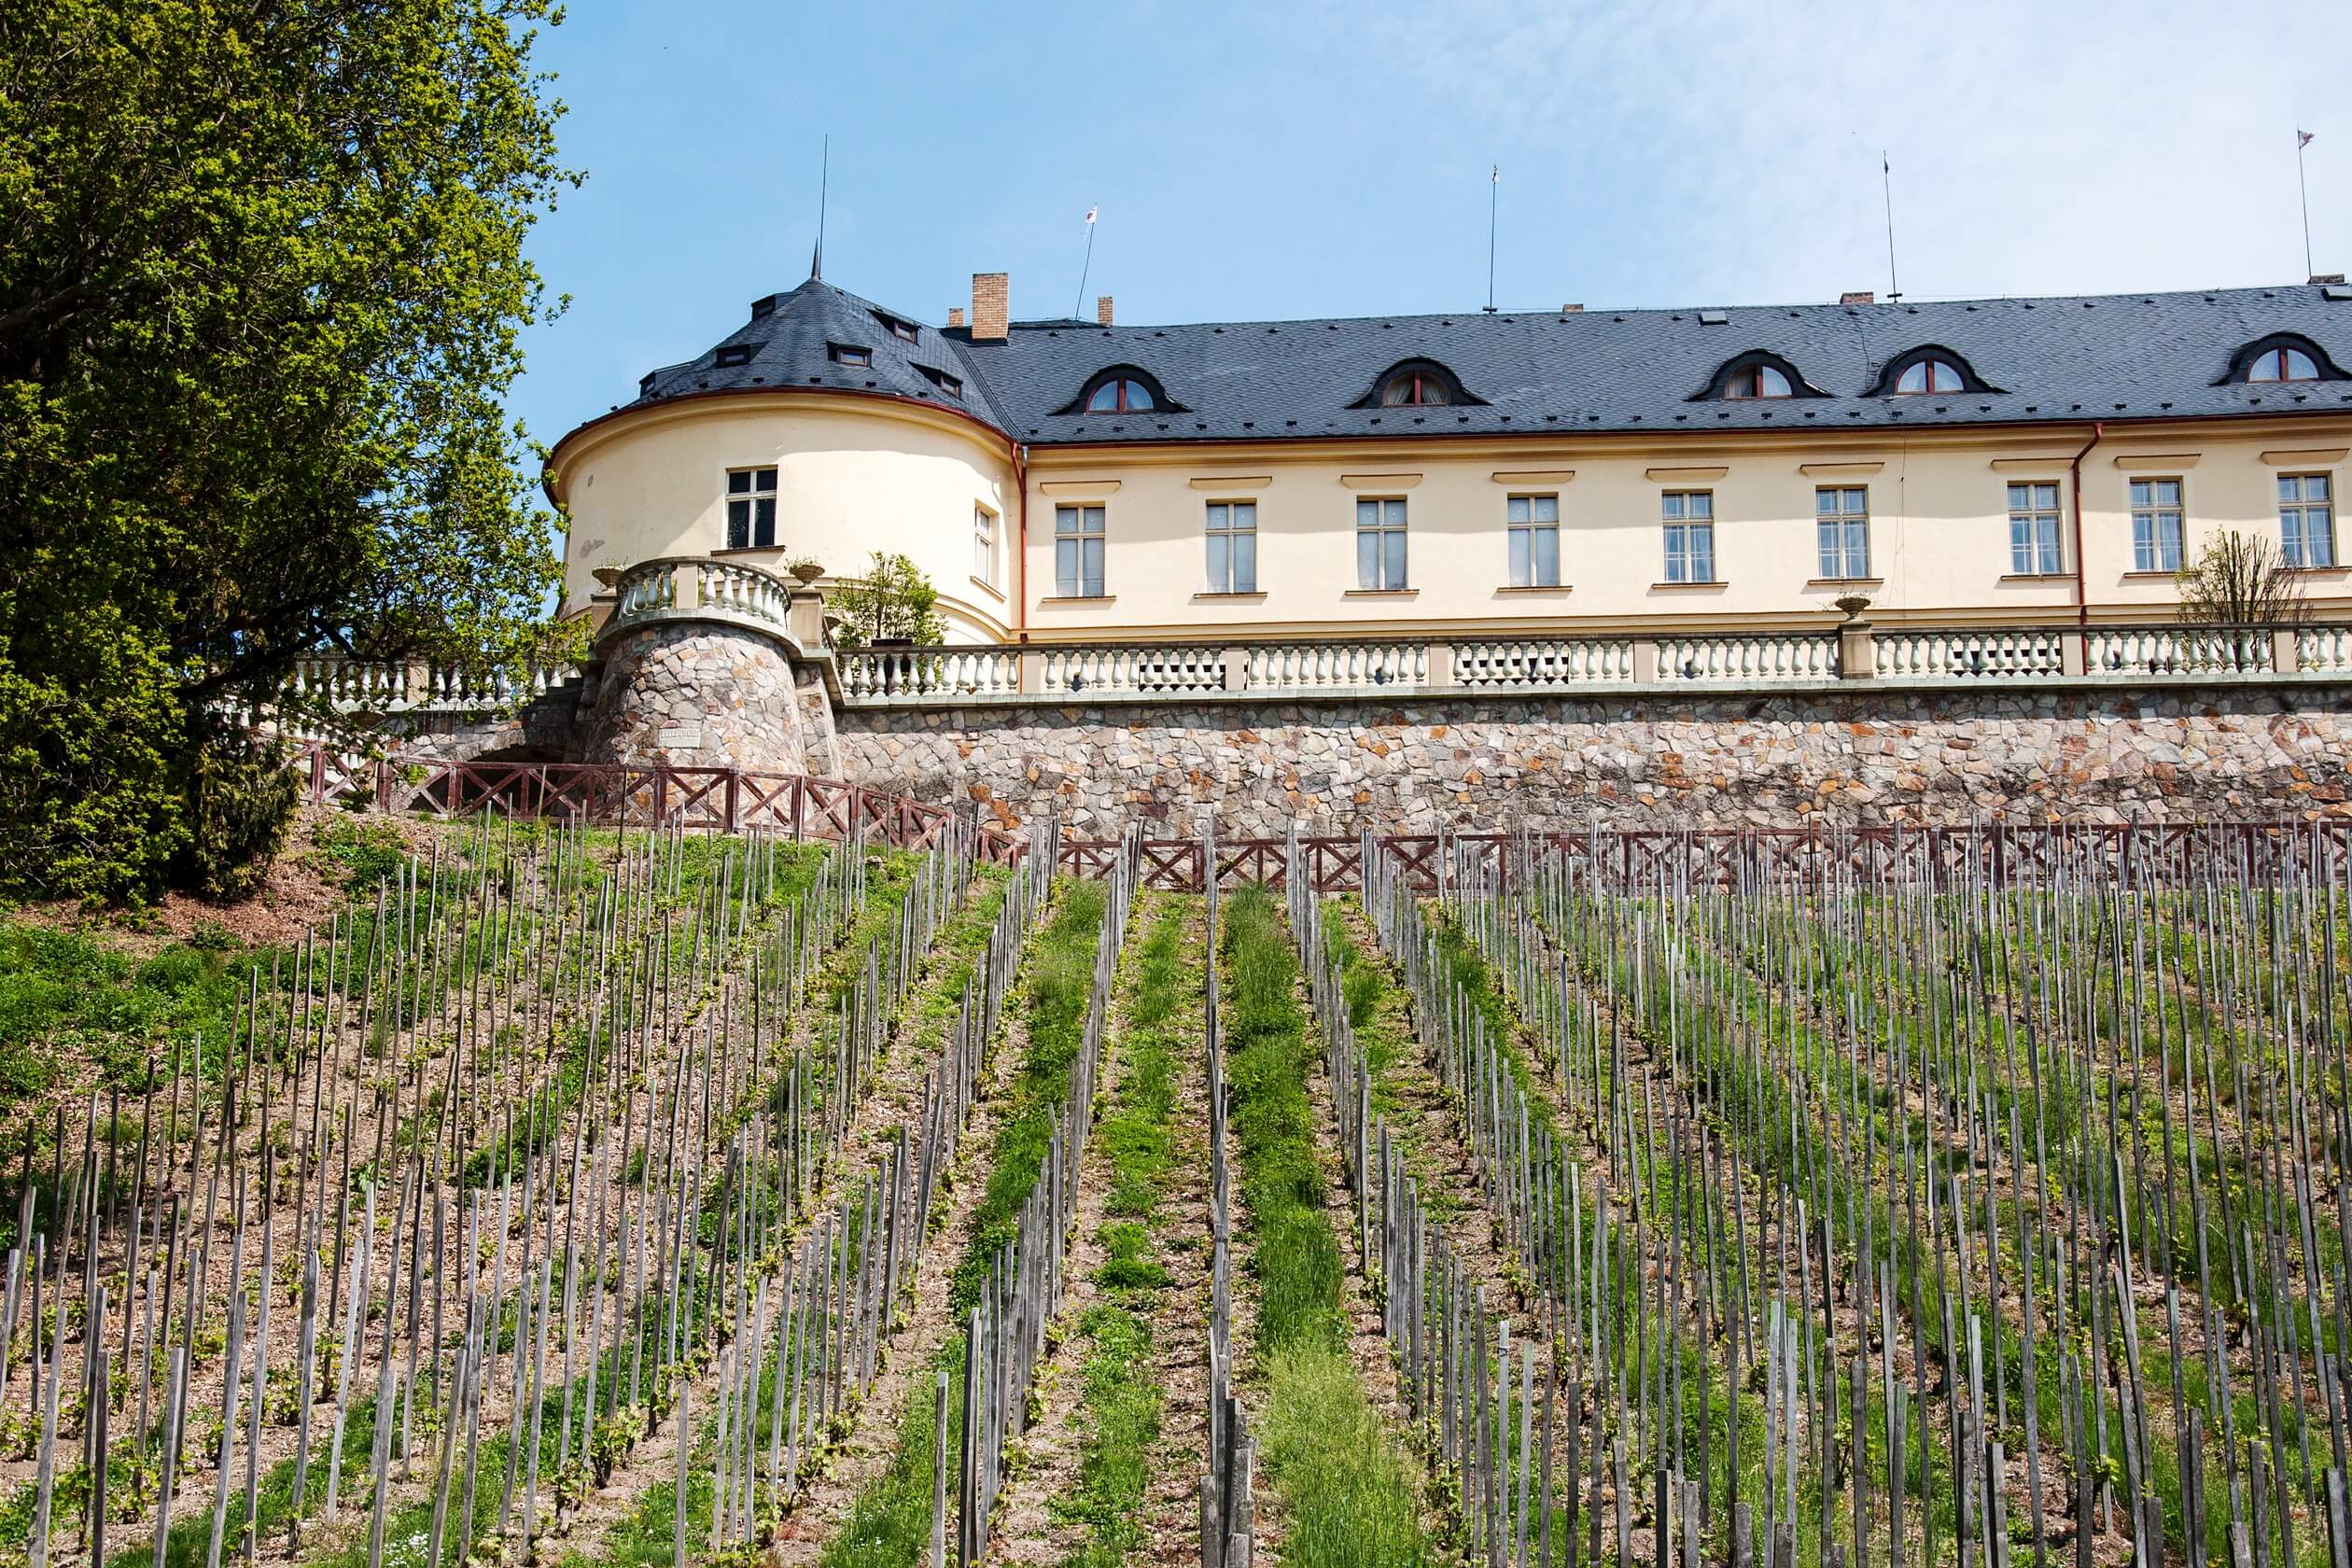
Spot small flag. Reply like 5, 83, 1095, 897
1084, 205, 1098, 225
2301, 129, 2316, 148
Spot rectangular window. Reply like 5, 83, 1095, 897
1355, 497, 1408, 590
2131, 477, 2185, 571
2281, 473, 2336, 568
2007, 482, 2064, 575
973, 505, 998, 586
1507, 494, 1561, 587
1054, 504, 1105, 597
1661, 491, 1715, 583
725, 467, 777, 550
1205, 501, 1258, 594
1815, 486, 1871, 580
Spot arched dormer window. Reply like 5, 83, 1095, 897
1352, 358, 1481, 410
1698, 350, 1821, 401
1058, 365, 1178, 416
2225, 333, 2343, 385
1869, 344, 1997, 398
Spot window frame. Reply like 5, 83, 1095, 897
2006, 481, 2065, 577
2280, 472, 2336, 568
828, 343, 873, 368
2130, 476, 2187, 572
1660, 490, 1717, 584
1892, 357, 1964, 395
1813, 485, 1872, 580
1379, 371, 1450, 408
1085, 377, 1157, 413
2248, 346, 2323, 383
1506, 494, 1561, 587
1204, 500, 1258, 594
1723, 363, 1795, 399
1054, 503, 1106, 598
724, 466, 778, 551
1354, 497, 1409, 590
973, 503, 999, 588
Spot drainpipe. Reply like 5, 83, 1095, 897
1013, 441, 1029, 642
2068, 421, 2104, 673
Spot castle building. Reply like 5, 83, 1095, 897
546, 273, 2352, 648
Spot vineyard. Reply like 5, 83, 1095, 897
3, 812, 2352, 1568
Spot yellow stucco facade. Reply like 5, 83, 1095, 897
547, 390, 2352, 644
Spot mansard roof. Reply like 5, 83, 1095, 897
621, 277, 2352, 447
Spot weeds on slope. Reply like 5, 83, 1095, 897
1217, 885, 1436, 1568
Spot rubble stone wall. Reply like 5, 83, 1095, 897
834, 685, 2352, 836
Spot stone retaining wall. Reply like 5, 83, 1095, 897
579, 623, 817, 773
835, 685, 2352, 836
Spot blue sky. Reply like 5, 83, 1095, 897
511, 0, 2351, 457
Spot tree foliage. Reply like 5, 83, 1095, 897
2176, 527, 2307, 625
0, 0, 576, 900
830, 552, 946, 648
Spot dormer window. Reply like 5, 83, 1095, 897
2247, 345, 2321, 382
1086, 376, 1156, 413
829, 343, 872, 368
1726, 364, 1793, 399
1893, 357, 1962, 394
873, 311, 920, 344
2223, 333, 2342, 385
1869, 345, 1994, 398
714, 343, 756, 369
1060, 366, 1178, 416
914, 365, 963, 399
1356, 358, 1478, 410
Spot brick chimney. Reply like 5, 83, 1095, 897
1841, 290, 1875, 306
947, 306, 965, 329
1096, 295, 1114, 326
972, 273, 1009, 341
1561, 303, 1584, 313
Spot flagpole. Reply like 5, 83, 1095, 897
1484, 165, 1499, 314
1073, 208, 1098, 320
2297, 129, 2315, 280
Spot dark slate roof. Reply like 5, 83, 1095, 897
623, 277, 2352, 446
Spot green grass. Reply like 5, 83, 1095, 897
1217, 886, 1437, 1568
816, 1336, 963, 1568
1054, 1305, 1159, 1568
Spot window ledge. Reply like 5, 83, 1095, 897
1194, 591, 1268, 602
2119, 570, 2184, 581
1038, 594, 1116, 605
969, 575, 1005, 602
1343, 588, 1419, 598
2282, 565, 2349, 577
711, 545, 784, 560
1997, 573, 2074, 583
1805, 577, 1883, 590
1494, 584, 1573, 595
1650, 580, 1729, 591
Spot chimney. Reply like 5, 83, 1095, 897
1561, 303, 1584, 313
2313, 273, 2347, 287
1841, 290, 1875, 306
947, 307, 965, 329
1096, 295, 1114, 326
972, 273, 1009, 341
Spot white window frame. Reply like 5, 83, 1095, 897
1814, 486, 1871, 580
1355, 497, 1408, 590
1661, 491, 1715, 583
725, 466, 777, 551
973, 503, 999, 588
1054, 504, 1105, 597
2130, 477, 2185, 572
2006, 482, 2064, 576
1205, 500, 1258, 594
1506, 494, 1561, 587
2281, 473, 2336, 568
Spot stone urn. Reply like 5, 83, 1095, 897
1834, 593, 1874, 621
788, 559, 826, 586
591, 565, 627, 590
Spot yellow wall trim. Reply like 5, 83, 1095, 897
1989, 456, 2075, 472
1187, 475, 1273, 491
1491, 469, 1576, 484
1799, 461, 1884, 477
1040, 480, 1121, 496
2111, 453, 2201, 469
1646, 466, 1729, 482
1339, 472, 1423, 490
2261, 448, 2349, 466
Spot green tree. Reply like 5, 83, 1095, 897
830, 552, 946, 648
0, 0, 577, 900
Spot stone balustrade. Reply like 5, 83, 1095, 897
832, 619, 2352, 707
279, 655, 581, 715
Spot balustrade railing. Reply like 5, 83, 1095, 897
1246, 639, 1425, 691
1452, 637, 1636, 688
2298, 623, 2352, 675
1875, 626, 2066, 681
2087, 623, 2275, 676
1041, 642, 1229, 694
839, 645, 1023, 700
281, 657, 581, 714
1655, 631, 1840, 683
